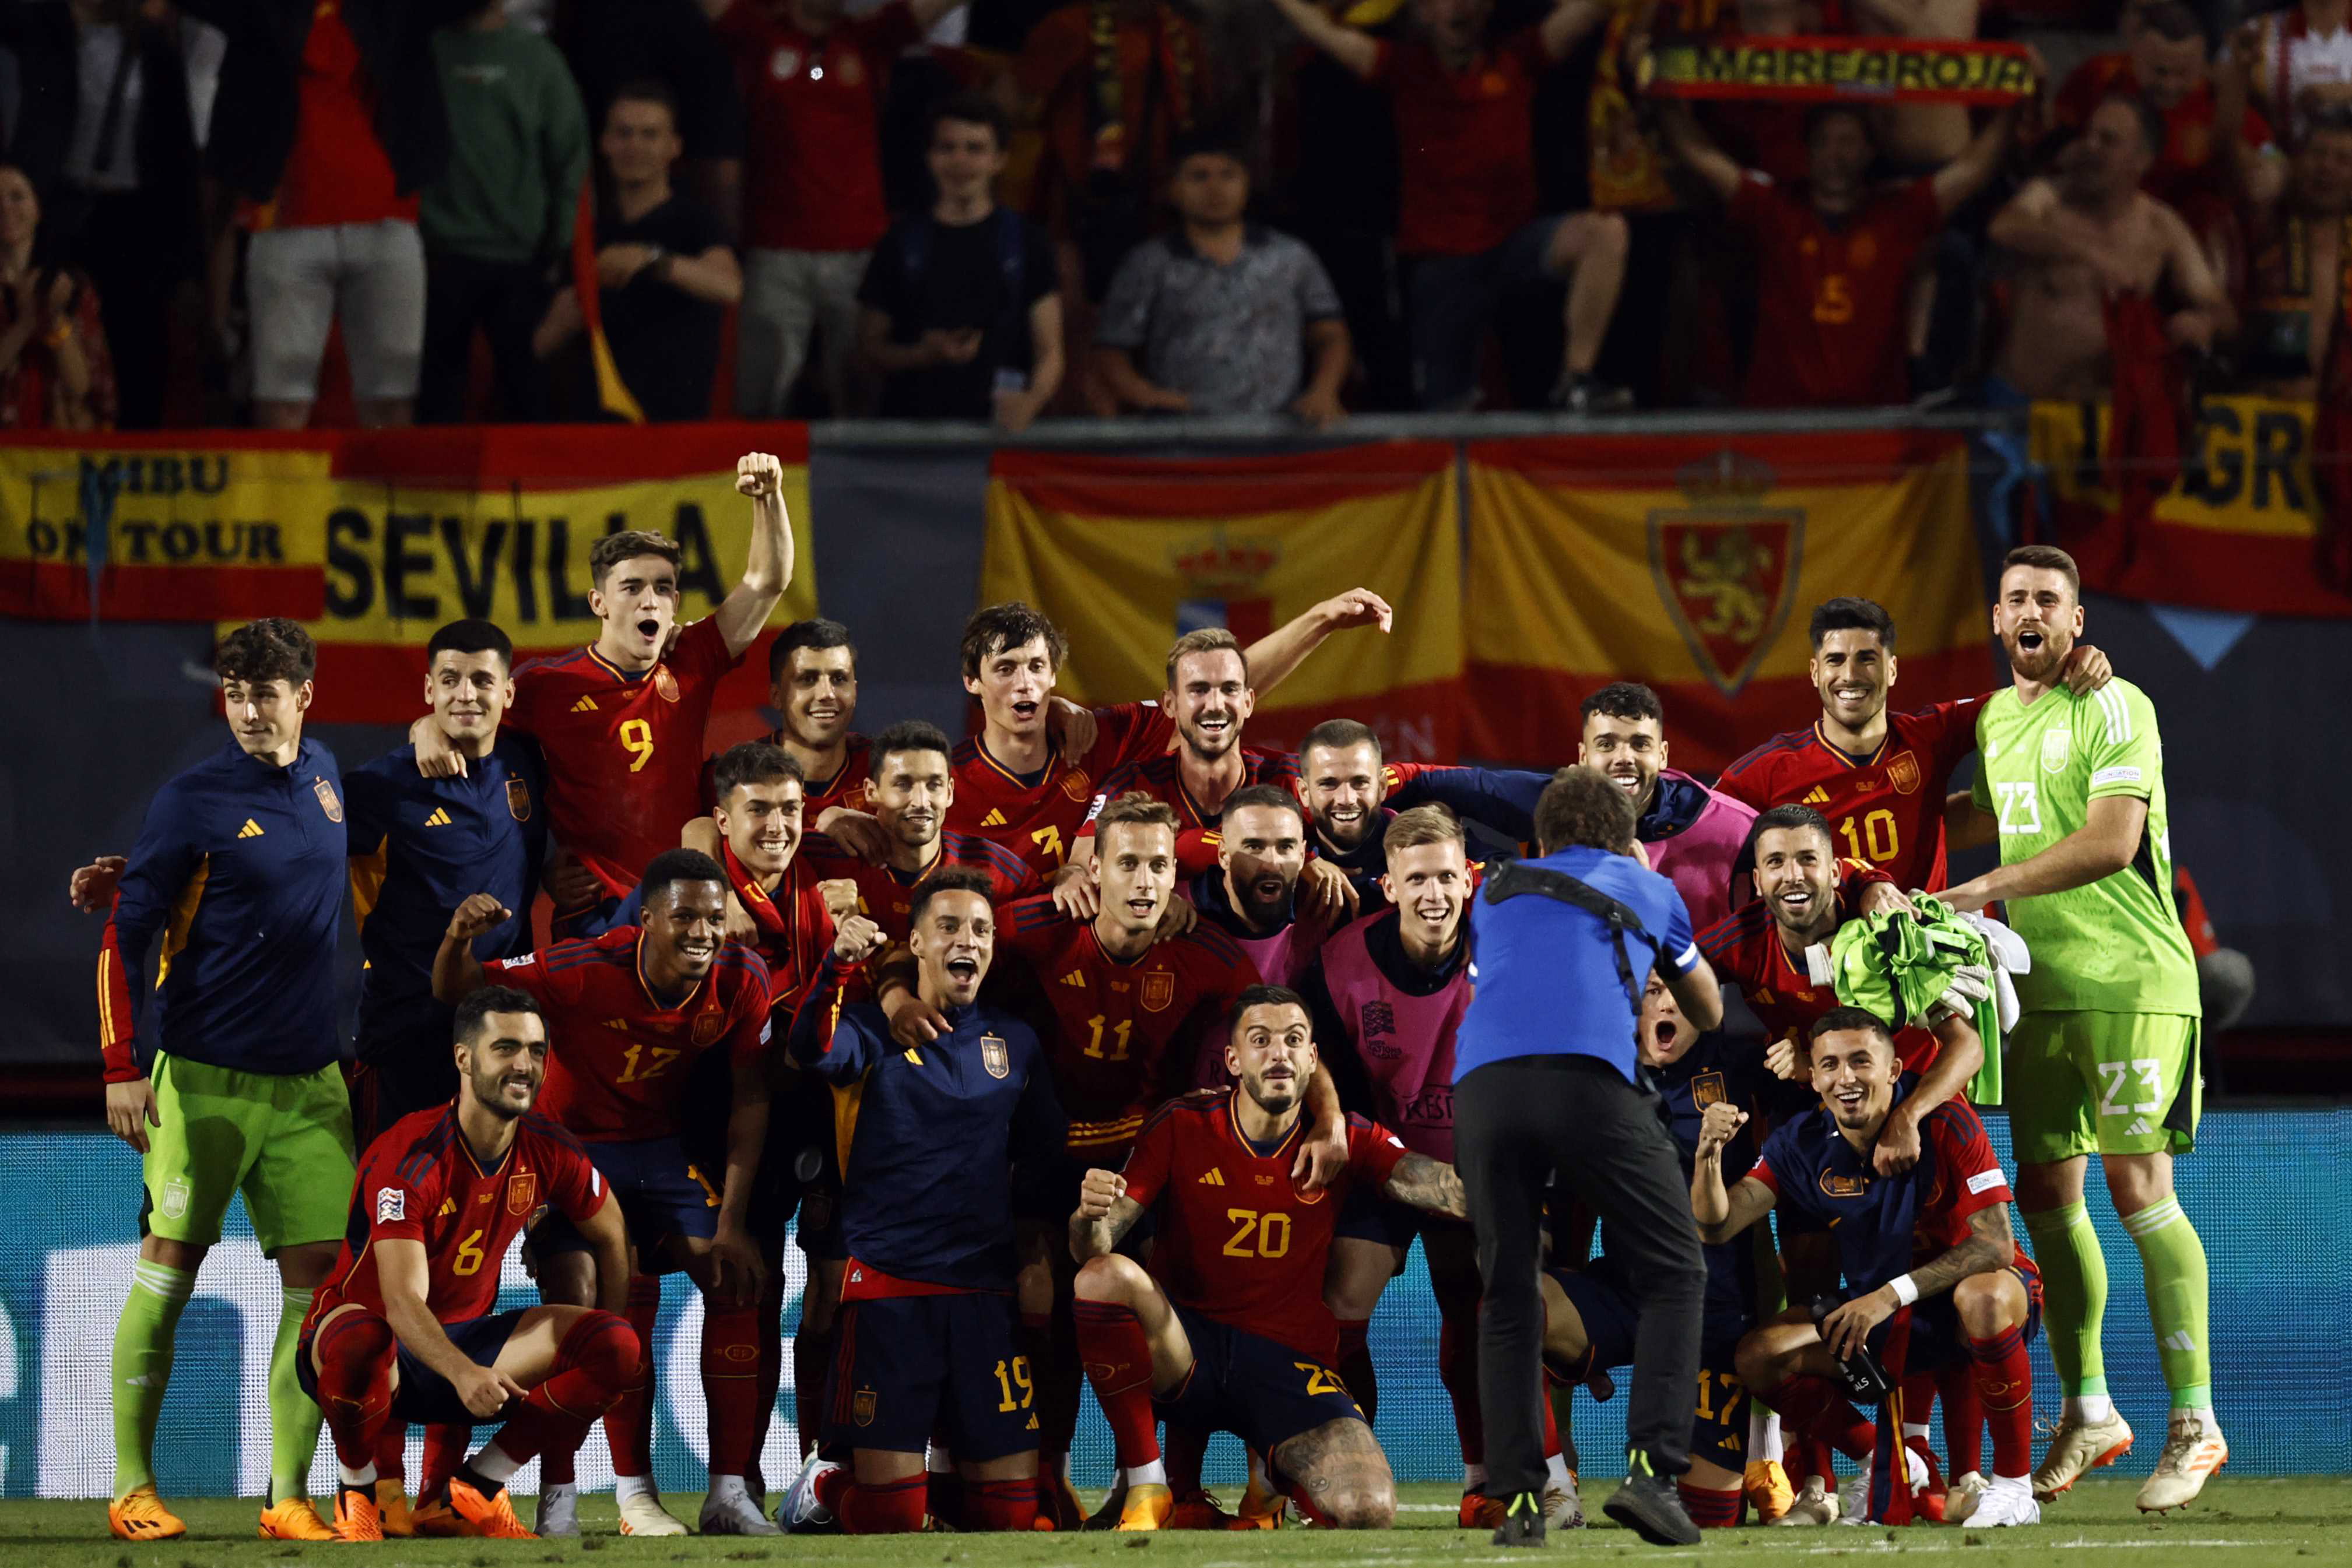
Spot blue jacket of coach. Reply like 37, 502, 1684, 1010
1451, 846, 1701, 1085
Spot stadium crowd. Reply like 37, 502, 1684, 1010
3, 0, 2350, 424
73, 459, 2225, 1548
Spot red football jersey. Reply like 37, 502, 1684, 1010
798, 829, 1041, 945
508, 618, 742, 899
1729, 174, 1942, 409
717, 838, 835, 1021
777, 730, 874, 822
947, 701, 1178, 881
998, 897, 1261, 1157
1079, 747, 1304, 877
307, 1106, 608, 1331
1716, 699, 1983, 892
483, 929, 773, 1141
1754, 1098, 2034, 1276
1697, 877, 1937, 1073
1121, 1091, 1407, 1359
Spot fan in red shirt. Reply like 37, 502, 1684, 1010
1655, 98, 2019, 409
409, 453, 797, 931
1066, 985, 1469, 1528
2054, 2, 2273, 216
1716, 599, 2112, 892
434, 849, 778, 1537
1077, 627, 1310, 878
299, 987, 637, 1542
940, 592, 1392, 896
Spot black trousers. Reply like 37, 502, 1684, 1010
1456, 1054, 1706, 1495
419, 250, 550, 423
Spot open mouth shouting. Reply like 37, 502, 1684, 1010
945, 954, 982, 983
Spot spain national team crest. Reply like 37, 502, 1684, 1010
1691, 1071, 1726, 1109
655, 666, 679, 702
159, 1176, 190, 1221
692, 1010, 726, 1046
1061, 766, 1093, 803
313, 778, 344, 823
505, 1171, 539, 1217
853, 1388, 877, 1426
981, 1033, 1010, 1078
1887, 750, 1922, 796
1140, 971, 1175, 1013
506, 778, 533, 821
2042, 726, 2072, 775
1819, 1170, 1870, 1198
1648, 453, 1803, 699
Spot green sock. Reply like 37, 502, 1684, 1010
2121, 1196, 2212, 1410
112, 1258, 195, 1497
269, 1286, 322, 1505
2023, 1201, 2108, 1398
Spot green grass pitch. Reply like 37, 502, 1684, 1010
4, 1478, 2342, 1567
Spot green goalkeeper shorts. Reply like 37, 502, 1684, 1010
2006, 1010, 2202, 1166
142, 1052, 356, 1253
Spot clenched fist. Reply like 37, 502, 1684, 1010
446, 892, 512, 943
1694, 1101, 1749, 1160
737, 452, 785, 498
1076, 1168, 1126, 1221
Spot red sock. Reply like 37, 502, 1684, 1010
417, 1423, 469, 1498
967, 1476, 1042, 1531
493, 1309, 641, 1468
753, 1276, 785, 1475
1967, 1325, 2035, 1478
1333, 1318, 1376, 1425
1072, 1299, 1161, 1469
1437, 1310, 1483, 1466
1678, 1482, 1742, 1528
830, 1472, 928, 1534
1939, 1362, 1985, 1478
313, 1310, 396, 1471
1794, 1436, 1837, 1483
1164, 1423, 1208, 1493
1763, 1376, 1876, 1461
373, 1422, 406, 1487
604, 1274, 662, 1478
1540, 1372, 1563, 1461
792, 1325, 831, 1458
701, 1303, 763, 1476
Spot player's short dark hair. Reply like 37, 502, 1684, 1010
910, 866, 995, 929
928, 88, 1010, 149
2131, 0, 2204, 44
1228, 983, 1308, 1038
2003, 544, 2082, 602
608, 77, 681, 128
2094, 89, 2168, 158
1804, 102, 1875, 147
426, 618, 513, 670
640, 848, 726, 907
1169, 122, 1251, 173
214, 617, 316, 686
1298, 718, 1381, 768
589, 529, 683, 588
455, 986, 545, 1047
1579, 681, 1663, 728
1221, 783, 1305, 828
1533, 765, 1635, 856
1749, 803, 1835, 853
714, 741, 805, 804
961, 602, 1068, 679
1809, 596, 1897, 652
1808, 1005, 1895, 1053
869, 719, 954, 781
769, 617, 857, 684
1094, 791, 1181, 847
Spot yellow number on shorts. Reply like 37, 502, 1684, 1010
618, 1043, 680, 1083
1083, 1015, 1133, 1062
685, 1163, 721, 1206
619, 718, 656, 774
994, 1356, 1035, 1412
1031, 825, 1064, 863
1835, 808, 1900, 864
1222, 1208, 1293, 1259
453, 1228, 487, 1276
1693, 1367, 1742, 1423
1296, 1361, 1345, 1397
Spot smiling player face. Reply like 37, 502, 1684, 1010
1220, 803, 1306, 929
965, 635, 1058, 743
913, 888, 995, 1007
591, 553, 682, 670
1167, 648, 1254, 763
1579, 710, 1668, 814
1301, 739, 1384, 850
1227, 1000, 1319, 1119
718, 778, 805, 880
774, 645, 858, 750
645, 878, 727, 985
1810, 629, 1895, 734
426, 649, 512, 751
458, 1010, 549, 1120
1993, 564, 2084, 687
1382, 838, 1468, 952
1810, 1026, 1897, 1137
1093, 820, 1176, 941
1752, 824, 1839, 946
873, 746, 953, 856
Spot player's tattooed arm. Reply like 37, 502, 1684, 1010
716, 452, 796, 658
1820, 1203, 2014, 1360
1070, 1170, 1145, 1263
1381, 1152, 1466, 1219
431, 893, 511, 1003
1293, 1064, 1350, 1190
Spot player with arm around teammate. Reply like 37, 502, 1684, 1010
1068, 986, 1469, 1530
300, 988, 640, 1542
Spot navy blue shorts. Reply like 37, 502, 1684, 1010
1879, 1264, 2044, 1377
1153, 1303, 1365, 1472
1548, 1260, 1749, 1473
826, 1292, 1037, 1462
530, 1135, 720, 1261
299, 1309, 524, 1426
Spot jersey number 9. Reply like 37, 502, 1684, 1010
619, 718, 656, 774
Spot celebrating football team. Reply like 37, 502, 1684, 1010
82, 453, 2217, 1546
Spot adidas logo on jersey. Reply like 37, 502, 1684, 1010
981, 808, 1008, 827
423, 807, 452, 827
2125, 1117, 2153, 1137
237, 819, 265, 838
571, 695, 598, 713
602, 1017, 632, 1031
1198, 1168, 1225, 1186
438, 1198, 457, 1218
1803, 786, 1831, 806
1060, 971, 1087, 988
2160, 1330, 2199, 1352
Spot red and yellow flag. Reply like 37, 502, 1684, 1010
1465, 430, 1985, 772
572, 174, 647, 425
981, 444, 1466, 760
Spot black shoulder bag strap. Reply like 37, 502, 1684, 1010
1480, 859, 1657, 1015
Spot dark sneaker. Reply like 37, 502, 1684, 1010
1490, 1490, 1546, 1548
1602, 1464, 1700, 1546
1551, 371, 1635, 413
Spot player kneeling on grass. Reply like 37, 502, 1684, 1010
299, 988, 639, 1542
1067, 986, 1468, 1530
1694, 1008, 2044, 1529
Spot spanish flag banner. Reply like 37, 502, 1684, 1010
1644, 34, 2035, 104
1465, 430, 1985, 774
571, 173, 647, 425
0, 435, 331, 620
2027, 396, 2352, 616
980, 444, 1466, 760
